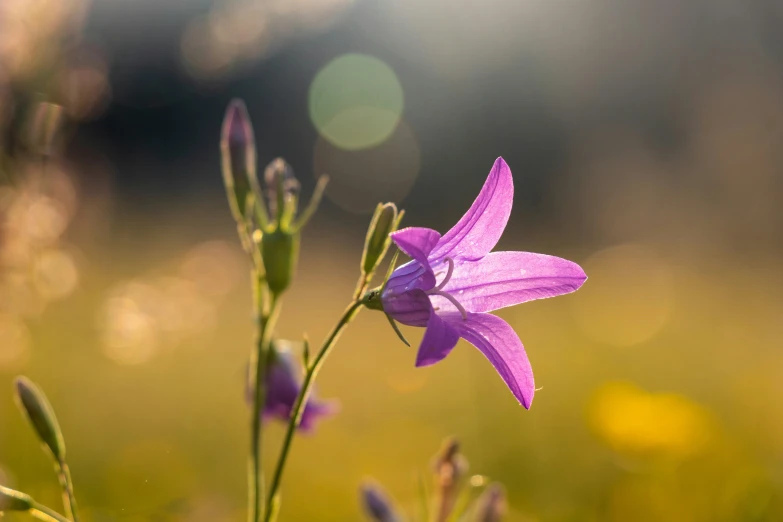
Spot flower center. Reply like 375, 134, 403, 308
426, 257, 467, 320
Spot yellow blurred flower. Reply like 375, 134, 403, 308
589, 382, 713, 456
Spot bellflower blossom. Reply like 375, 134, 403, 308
250, 346, 336, 431
380, 158, 587, 408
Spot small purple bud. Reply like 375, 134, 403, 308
220, 99, 256, 223
471, 484, 506, 522
0, 485, 33, 512
257, 344, 336, 431
264, 158, 300, 226
360, 481, 401, 522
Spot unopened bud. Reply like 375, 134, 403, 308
264, 158, 300, 228
220, 99, 256, 223
434, 437, 468, 488
362, 203, 399, 277
0, 485, 33, 512
360, 481, 401, 522
472, 484, 506, 522
433, 437, 468, 521
14, 376, 66, 461
261, 228, 299, 297
28, 102, 65, 155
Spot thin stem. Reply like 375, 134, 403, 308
29, 502, 70, 522
248, 272, 280, 522
55, 461, 78, 522
263, 299, 364, 521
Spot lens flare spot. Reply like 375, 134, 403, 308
0, 314, 30, 370
309, 53, 403, 150
33, 249, 79, 301
589, 382, 712, 456
571, 243, 673, 347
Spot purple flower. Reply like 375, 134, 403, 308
380, 158, 587, 408
254, 346, 337, 431
359, 481, 402, 522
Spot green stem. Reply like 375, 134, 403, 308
248, 272, 280, 522
263, 299, 364, 521
55, 461, 78, 522
29, 502, 70, 522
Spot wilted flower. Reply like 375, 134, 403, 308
254, 344, 336, 431
377, 158, 587, 408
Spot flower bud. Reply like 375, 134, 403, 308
0, 485, 33, 512
433, 437, 468, 521
360, 481, 401, 522
14, 376, 66, 461
471, 484, 506, 522
220, 99, 256, 223
14, 376, 65, 462
264, 158, 300, 229
261, 228, 299, 297
362, 203, 399, 277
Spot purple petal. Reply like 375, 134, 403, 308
430, 158, 513, 261
390, 227, 440, 290
262, 350, 336, 430
446, 313, 535, 408
437, 252, 587, 313
415, 311, 460, 367
391, 227, 441, 265
384, 261, 435, 295
382, 288, 431, 327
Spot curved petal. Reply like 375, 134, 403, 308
447, 313, 535, 408
390, 227, 440, 290
391, 227, 441, 265
430, 158, 514, 261
384, 260, 434, 295
416, 311, 460, 367
383, 288, 431, 327
438, 252, 587, 313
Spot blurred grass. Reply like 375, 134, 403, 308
0, 215, 781, 522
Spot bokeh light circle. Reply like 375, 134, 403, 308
309, 53, 404, 150
313, 119, 420, 214
570, 243, 674, 347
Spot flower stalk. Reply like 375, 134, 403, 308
263, 297, 365, 522
248, 269, 280, 522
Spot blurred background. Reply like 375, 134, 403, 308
1, 0, 783, 520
